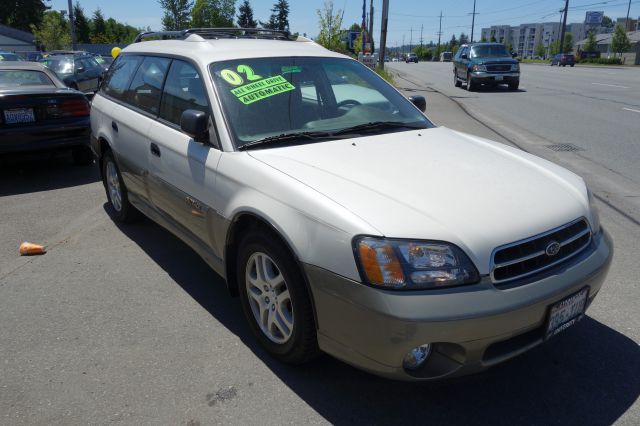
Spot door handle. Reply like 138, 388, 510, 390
150, 142, 161, 157
111, 121, 118, 132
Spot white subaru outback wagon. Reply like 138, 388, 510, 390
90, 28, 612, 380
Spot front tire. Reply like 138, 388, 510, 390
467, 73, 476, 91
101, 149, 138, 223
508, 80, 520, 91
237, 230, 319, 364
454, 72, 462, 87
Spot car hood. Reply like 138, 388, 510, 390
247, 127, 589, 273
475, 57, 517, 64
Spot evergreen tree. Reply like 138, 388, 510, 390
1, 0, 49, 32
158, 0, 193, 30
73, 2, 91, 43
237, 0, 257, 28
459, 32, 468, 45
261, 0, 289, 32
90, 8, 108, 43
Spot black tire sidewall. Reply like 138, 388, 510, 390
101, 150, 135, 222
236, 231, 317, 363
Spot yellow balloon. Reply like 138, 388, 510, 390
111, 47, 121, 59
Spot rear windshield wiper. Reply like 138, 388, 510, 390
331, 121, 427, 136
238, 131, 337, 151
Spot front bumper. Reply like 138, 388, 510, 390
470, 72, 519, 84
306, 230, 612, 381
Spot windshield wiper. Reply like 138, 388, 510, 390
238, 131, 336, 151
331, 121, 427, 136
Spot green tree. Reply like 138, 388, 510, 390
413, 45, 432, 61
449, 34, 458, 50
611, 24, 631, 57
549, 40, 559, 55
1, 0, 49, 32
480, 36, 487, 42
261, 0, 289, 31
191, 0, 234, 27
31, 10, 71, 51
459, 32, 468, 45
535, 43, 545, 57
316, 1, 343, 51
490, 35, 496, 42
353, 32, 363, 55
91, 8, 106, 39
563, 33, 573, 53
583, 31, 597, 52
237, 0, 257, 28
73, 2, 91, 43
158, 0, 193, 30
601, 15, 613, 29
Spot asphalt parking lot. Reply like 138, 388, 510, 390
1, 72, 639, 425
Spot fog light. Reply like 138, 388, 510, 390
402, 344, 432, 370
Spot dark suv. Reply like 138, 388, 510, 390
453, 43, 520, 91
405, 53, 418, 63
40, 53, 104, 94
550, 54, 575, 67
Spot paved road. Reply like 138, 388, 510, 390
1, 69, 639, 425
389, 62, 640, 223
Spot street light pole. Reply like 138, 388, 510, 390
67, 0, 77, 50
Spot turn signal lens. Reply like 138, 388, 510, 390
358, 240, 405, 287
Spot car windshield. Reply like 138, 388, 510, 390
40, 57, 73, 74
0, 53, 21, 61
470, 45, 510, 58
0, 70, 54, 87
210, 57, 432, 148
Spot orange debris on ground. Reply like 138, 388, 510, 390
19, 242, 46, 256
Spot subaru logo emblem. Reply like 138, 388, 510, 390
545, 241, 561, 257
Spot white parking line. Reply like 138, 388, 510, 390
622, 107, 640, 114
591, 82, 630, 89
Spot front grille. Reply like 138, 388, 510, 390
486, 64, 511, 72
491, 218, 592, 284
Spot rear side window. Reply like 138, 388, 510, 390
102, 55, 142, 101
126, 56, 171, 114
159, 60, 209, 126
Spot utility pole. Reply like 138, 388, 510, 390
625, 0, 632, 31
410, 27, 413, 52
470, 0, 478, 43
369, 0, 374, 53
420, 24, 424, 47
67, 0, 77, 50
559, 0, 569, 54
379, 0, 389, 67
402, 34, 405, 56
437, 11, 443, 54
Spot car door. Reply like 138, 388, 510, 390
147, 59, 222, 253
82, 57, 102, 91
100, 55, 153, 201
456, 47, 468, 79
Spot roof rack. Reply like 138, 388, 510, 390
133, 28, 294, 43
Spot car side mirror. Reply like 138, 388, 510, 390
408, 95, 426, 112
180, 109, 209, 142
461, 54, 468, 60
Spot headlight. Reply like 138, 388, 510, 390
354, 237, 480, 290
472, 64, 487, 72
511, 63, 519, 71
587, 188, 601, 234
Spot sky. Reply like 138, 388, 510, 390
49, 0, 638, 46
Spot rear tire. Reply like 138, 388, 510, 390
101, 149, 138, 223
237, 229, 319, 364
454, 72, 462, 87
508, 81, 519, 91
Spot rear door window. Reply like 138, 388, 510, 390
102, 55, 143, 102
126, 56, 171, 115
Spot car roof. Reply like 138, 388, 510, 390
0, 61, 50, 70
122, 34, 346, 67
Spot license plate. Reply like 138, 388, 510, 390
494, 75, 504, 81
545, 287, 588, 339
4, 108, 35, 124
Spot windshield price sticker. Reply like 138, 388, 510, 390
230, 75, 295, 105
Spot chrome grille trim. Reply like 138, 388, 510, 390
490, 218, 592, 284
